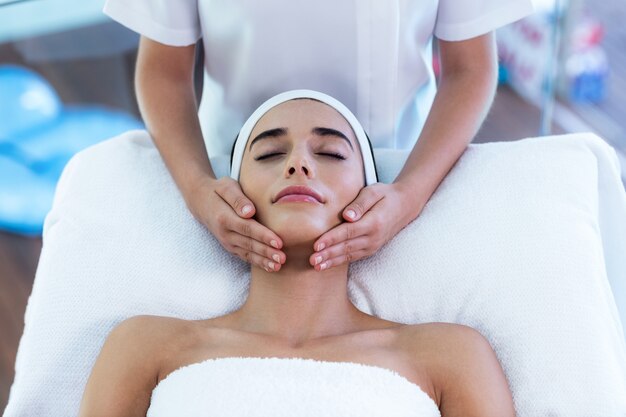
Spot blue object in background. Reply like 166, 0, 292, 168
0, 64, 144, 236
0, 65, 63, 140
566, 47, 609, 103
10, 106, 143, 179
497, 61, 509, 85
0, 155, 58, 236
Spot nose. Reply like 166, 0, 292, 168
285, 152, 314, 179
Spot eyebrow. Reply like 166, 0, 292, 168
248, 127, 354, 151
248, 128, 287, 151
312, 127, 354, 151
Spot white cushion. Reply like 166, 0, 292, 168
5, 130, 626, 416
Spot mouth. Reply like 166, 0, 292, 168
274, 185, 324, 204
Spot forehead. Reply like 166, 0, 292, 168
249, 99, 356, 141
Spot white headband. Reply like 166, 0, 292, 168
230, 89, 378, 186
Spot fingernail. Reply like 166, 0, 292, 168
270, 240, 279, 249
317, 243, 326, 251
272, 254, 280, 263
268, 261, 276, 270
242, 205, 252, 215
315, 256, 323, 265
346, 209, 356, 220
320, 262, 328, 271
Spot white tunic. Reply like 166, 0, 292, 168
146, 357, 442, 416
103, 0, 533, 156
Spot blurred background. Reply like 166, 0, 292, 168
1, 0, 625, 409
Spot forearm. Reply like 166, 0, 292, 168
135, 51, 216, 202
394, 67, 497, 213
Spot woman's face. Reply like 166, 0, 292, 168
239, 99, 365, 247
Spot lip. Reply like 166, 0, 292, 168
274, 185, 324, 204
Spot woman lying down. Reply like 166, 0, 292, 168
78, 90, 515, 417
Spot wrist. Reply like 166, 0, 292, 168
183, 174, 215, 213
392, 181, 427, 219
183, 168, 216, 196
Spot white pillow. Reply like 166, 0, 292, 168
4, 130, 626, 416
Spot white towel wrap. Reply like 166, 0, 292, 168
147, 357, 441, 417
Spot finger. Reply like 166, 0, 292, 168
343, 185, 385, 222
215, 179, 256, 218
315, 248, 370, 271
228, 231, 285, 265
313, 216, 370, 252
230, 217, 283, 250
309, 237, 370, 269
231, 246, 283, 272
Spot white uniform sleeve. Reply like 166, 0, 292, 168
435, 0, 535, 41
103, 0, 201, 46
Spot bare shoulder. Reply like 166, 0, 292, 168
116, 314, 197, 344
78, 315, 195, 417
104, 315, 196, 360
399, 323, 516, 417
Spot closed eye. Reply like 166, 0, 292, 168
255, 152, 285, 161
317, 152, 346, 160
255, 152, 346, 161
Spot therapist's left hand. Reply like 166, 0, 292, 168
309, 182, 424, 271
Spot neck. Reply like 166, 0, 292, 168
229, 242, 369, 348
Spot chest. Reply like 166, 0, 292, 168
197, 0, 439, 49
158, 325, 438, 406
195, 0, 443, 153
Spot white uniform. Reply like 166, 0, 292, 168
103, 0, 533, 157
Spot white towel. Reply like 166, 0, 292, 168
146, 357, 441, 417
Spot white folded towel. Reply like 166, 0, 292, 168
146, 357, 441, 417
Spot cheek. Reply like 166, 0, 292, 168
240, 172, 269, 210
328, 165, 364, 206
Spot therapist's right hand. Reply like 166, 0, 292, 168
187, 176, 286, 272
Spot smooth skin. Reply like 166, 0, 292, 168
134, 32, 497, 273
78, 100, 515, 417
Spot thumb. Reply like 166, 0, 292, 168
343, 186, 383, 222
216, 179, 256, 218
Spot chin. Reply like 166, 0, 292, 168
259, 208, 341, 247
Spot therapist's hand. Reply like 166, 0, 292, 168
309, 183, 423, 271
187, 176, 286, 272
